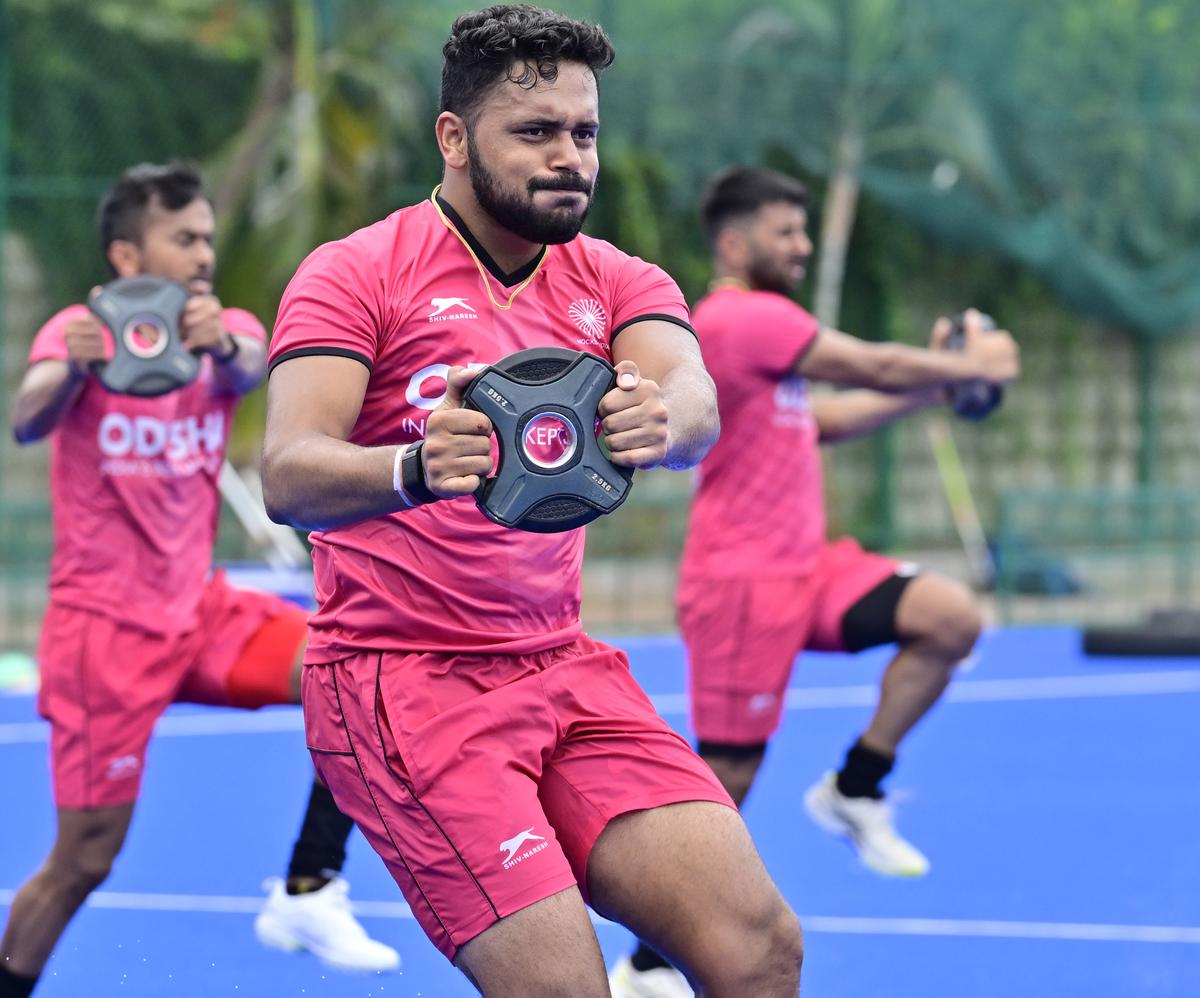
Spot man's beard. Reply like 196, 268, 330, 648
468, 135, 594, 245
748, 253, 805, 296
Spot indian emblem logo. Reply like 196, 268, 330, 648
568, 298, 607, 342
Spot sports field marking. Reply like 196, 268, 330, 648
649, 669, 1200, 714
2, 890, 1197, 945
3, 670, 1200, 744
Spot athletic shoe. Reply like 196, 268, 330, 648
803, 771, 931, 877
254, 877, 401, 973
608, 955, 695, 998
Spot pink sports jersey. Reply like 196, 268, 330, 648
269, 194, 693, 660
28, 304, 266, 634
679, 285, 824, 579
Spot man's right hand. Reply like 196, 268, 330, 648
421, 365, 495, 498
63, 315, 108, 380
956, 309, 1020, 385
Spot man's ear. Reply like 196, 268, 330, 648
715, 225, 750, 271
436, 112, 470, 171
106, 239, 142, 278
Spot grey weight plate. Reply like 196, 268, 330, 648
88, 276, 197, 397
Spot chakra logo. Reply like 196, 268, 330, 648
568, 298, 607, 341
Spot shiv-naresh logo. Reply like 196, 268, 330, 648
427, 297, 477, 323
500, 828, 548, 870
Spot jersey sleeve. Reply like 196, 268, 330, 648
268, 240, 385, 374
221, 307, 267, 344
749, 295, 820, 378
27, 305, 95, 366
608, 256, 694, 341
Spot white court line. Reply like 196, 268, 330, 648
647, 669, 1200, 715
1, 889, 1197, 944
799, 915, 1200, 945
2, 670, 1200, 745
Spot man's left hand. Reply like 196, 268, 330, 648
598, 360, 669, 469
181, 294, 234, 356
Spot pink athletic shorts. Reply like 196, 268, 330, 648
679, 538, 903, 745
37, 570, 306, 808
302, 632, 734, 960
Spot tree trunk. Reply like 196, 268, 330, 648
813, 129, 864, 329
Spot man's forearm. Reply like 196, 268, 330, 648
262, 436, 415, 531
10, 365, 86, 444
211, 336, 267, 395
869, 343, 981, 393
660, 363, 720, 470
815, 387, 942, 443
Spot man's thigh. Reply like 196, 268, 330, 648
37, 603, 176, 808
587, 800, 792, 975
678, 574, 815, 745
176, 572, 305, 709
536, 635, 735, 891
806, 537, 909, 652
453, 887, 609, 998
302, 652, 580, 963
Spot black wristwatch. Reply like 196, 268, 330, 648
400, 441, 440, 506
214, 336, 240, 364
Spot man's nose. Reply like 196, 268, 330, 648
547, 131, 584, 174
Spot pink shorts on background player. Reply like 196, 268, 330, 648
302, 633, 734, 960
37, 571, 305, 809
680, 538, 901, 746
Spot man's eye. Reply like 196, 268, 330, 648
574, 130, 598, 141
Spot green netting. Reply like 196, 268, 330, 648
994, 486, 1200, 627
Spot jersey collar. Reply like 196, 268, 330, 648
433, 191, 547, 289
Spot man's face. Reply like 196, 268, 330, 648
465, 60, 600, 244
744, 200, 813, 295
127, 196, 217, 294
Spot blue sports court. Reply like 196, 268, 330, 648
2, 626, 1198, 997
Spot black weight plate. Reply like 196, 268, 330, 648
464, 347, 634, 532
944, 311, 1003, 421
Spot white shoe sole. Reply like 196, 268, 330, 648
256, 919, 399, 972
255, 919, 304, 953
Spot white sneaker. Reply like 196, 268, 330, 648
608, 955, 694, 998
803, 771, 931, 877
254, 877, 401, 973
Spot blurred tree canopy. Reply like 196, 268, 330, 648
10, 0, 1199, 338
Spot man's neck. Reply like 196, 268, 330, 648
437, 179, 544, 277
710, 266, 751, 292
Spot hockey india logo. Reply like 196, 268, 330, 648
568, 298, 607, 340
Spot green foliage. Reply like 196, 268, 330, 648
7, 0, 260, 304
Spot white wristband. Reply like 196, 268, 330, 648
393, 445, 415, 508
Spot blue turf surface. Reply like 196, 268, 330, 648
2, 626, 1198, 996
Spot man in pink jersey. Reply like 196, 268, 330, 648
613, 163, 1019, 998
0, 163, 397, 998
262, 7, 803, 997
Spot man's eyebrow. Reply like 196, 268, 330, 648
514, 116, 600, 130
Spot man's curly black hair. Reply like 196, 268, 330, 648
441, 5, 615, 123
